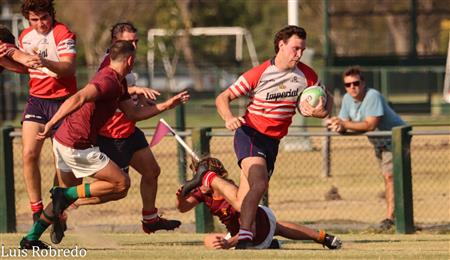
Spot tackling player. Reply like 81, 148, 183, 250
19, 40, 189, 249
80, 22, 181, 233
177, 157, 342, 250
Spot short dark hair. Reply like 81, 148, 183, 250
109, 40, 136, 62
0, 26, 16, 44
343, 66, 365, 81
111, 22, 137, 43
274, 25, 307, 54
21, 0, 55, 20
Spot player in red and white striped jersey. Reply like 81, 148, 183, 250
215, 25, 333, 249
18, 0, 77, 225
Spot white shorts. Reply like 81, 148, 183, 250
225, 205, 277, 250
53, 138, 110, 178
251, 205, 277, 249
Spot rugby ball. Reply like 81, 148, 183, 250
298, 86, 327, 108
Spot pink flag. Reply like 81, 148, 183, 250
150, 120, 173, 147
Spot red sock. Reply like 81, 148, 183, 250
30, 200, 43, 214
142, 208, 158, 223
202, 171, 217, 187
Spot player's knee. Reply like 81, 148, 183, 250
115, 175, 131, 194
22, 148, 40, 163
249, 180, 268, 195
149, 164, 161, 179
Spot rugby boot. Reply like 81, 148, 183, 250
50, 187, 72, 244
235, 239, 253, 250
20, 237, 49, 249
323, 234, 342, 250
50, 211, 68, 244
181, 162, 210, 197
142, 217, 181, 233
268, 238, 281, 249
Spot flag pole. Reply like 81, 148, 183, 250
160, 119, 200, 162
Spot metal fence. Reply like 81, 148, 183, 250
2, 126, 449, 234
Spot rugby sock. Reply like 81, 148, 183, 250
202, 171, 217, 187
238, 228, 253, 241
142, 208, 159, 223
25, 212, 54, 241
316, 230, 326, 244
63, 183, 91, 200
30, 200, 43, 214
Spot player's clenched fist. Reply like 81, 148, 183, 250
225, 116, 245, 131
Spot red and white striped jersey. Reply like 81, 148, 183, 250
227, 59, 319, 139
98, 54, 137, 139
19, 22, 76, 99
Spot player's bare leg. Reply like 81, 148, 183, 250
130, 147, 181, 233
130, 147, 160, 211
209, 176, 242, 211
236, 156, 269, 249
22, 121, 46, 222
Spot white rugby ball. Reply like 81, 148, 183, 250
298, 86, 327, 108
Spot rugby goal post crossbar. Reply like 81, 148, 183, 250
146, 27, 259, 89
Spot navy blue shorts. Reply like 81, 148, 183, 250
22, 96, 66, 130
233, 125, 280, 178
97, 127, 149, 172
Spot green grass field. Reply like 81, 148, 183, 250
0, 233, 448, 259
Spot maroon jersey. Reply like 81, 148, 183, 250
54, 67, 130, 149
190, 188, 270, 244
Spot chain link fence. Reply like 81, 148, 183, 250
8, 127, 450, 233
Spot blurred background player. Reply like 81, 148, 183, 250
18, 0, 77, 224
0, 26, 29, 73
211, 25, 332, 249
20, 40, 189, 249
74, 22, 181, 233
326, 66, 406, 230
177, 157, 342, 250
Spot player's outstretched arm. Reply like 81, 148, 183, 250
128, 86, 160, 100
119, 90, 189, 122
0, 56, 28, 73
0, 43, 28, 73
36, 84, 99, 140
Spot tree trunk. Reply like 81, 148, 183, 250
176, 0, 204, 91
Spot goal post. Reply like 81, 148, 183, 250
147, 27, 259, 91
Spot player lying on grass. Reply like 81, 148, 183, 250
176, 157, 342, 249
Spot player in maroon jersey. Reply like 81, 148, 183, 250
177, 157, 342, 250
19, 40, 189, 249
